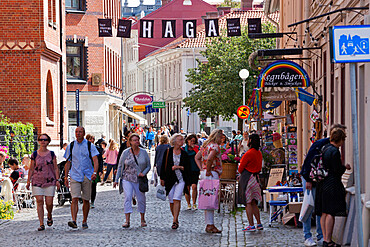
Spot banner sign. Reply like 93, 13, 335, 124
117, 19, 131, 38
257, 60, 310, 87
183, 20, 196, 38
331, 25, 370, 63
227, 18, 241, 37
162, 20, 176, 38
140, 20, 154, 38
248, 18, 262, 34
133, 94, 153, 104
98, 19, 112, 37
205, 19, 219, 37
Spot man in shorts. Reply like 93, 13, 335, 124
64, 127, 99, 229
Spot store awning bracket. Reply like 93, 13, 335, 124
288, 7, 368, 27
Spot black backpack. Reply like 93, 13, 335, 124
309, 145, 330, 182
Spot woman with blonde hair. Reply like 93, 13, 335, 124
195, 129, 223, 233
102, 140, 119, 184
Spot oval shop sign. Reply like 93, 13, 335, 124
133, 94, 152, 105
257, 60, 310, 88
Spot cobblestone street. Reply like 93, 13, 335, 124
0, 153, 304, 247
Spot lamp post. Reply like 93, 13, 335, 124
239, 69, 249, 131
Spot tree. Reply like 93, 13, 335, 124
183, 23, 276, 121
219, 0, 240, 8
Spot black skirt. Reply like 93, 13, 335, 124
315, 175, 347, 217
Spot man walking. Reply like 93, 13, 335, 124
64, 127, 100, 229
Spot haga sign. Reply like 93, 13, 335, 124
257, 60, 310, 87
133, 94, 152, 105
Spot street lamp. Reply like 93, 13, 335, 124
239, 69, 249, 131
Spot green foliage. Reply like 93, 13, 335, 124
219, 0, 240, 8
184, 23, 276, 121
0, 112, 34, 160
0, 199, 14, 220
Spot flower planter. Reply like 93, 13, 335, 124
221, 163, 238, 180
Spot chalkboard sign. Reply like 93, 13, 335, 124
267, 168, 285, 187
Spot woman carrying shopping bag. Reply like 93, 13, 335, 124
160, 134, 191, 229
195, 129, 223, 233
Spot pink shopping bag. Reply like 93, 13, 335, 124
198, 179, 220, 210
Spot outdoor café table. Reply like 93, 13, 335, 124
266, 186, 303, 226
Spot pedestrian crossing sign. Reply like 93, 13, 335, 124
332, 25, 370, 63
237, 105, 250, 119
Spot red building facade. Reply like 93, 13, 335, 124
0, 0, 66, 145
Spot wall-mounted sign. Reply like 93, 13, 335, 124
98, 19, 112, 37
331, 25, 370, 63
227, 18, 241, 37
117, 19, 131, 38
133, 94, 152, 105
262, 101, 282, 110
257, 60, 310, 87
248, 18, 261, 34
133, 105, 146, 112
152, 101, 165, 108
261, 87, 297, 101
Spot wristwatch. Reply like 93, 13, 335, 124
93, 172, 97, 175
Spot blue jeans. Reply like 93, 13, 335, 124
302, 177, 323, 240
103, 164, 117, 182
148, 140, 153, 149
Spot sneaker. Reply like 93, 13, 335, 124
317, 239, 324, 246
187, 204, 192, 210
192, 204, 197, 210
91, 202, 95, 209
304, 237, 317, 247
82, 222, 88, 229
242, 225, 256, 232
68, 221, 78, 229
256, 224, 263, 230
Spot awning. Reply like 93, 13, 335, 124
120, 107, 147, 125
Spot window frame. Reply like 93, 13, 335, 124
66, 41, 87, 83
65, 0, 86, 13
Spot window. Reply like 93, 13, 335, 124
46, 71, 54, 122
66, 42, 87, 81
68, 111, 82, 126
66, 0, 85, 11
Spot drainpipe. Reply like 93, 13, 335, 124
59, 0, 64, 148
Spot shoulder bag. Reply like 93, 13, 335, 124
131, 149, 149, 193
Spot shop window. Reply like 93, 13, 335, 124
66, 42, 87, 81
68, 111, 83, 126
66, 0, 85, 11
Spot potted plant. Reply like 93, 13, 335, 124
220, 147, 240, 179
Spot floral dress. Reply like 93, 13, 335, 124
201, 143, 222, 175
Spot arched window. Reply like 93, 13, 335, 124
46, 71, 54, 122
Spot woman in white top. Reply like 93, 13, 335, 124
238, 132, 249, 157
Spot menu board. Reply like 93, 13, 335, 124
287, 127, 298, 175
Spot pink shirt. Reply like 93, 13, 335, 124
31, 151, 56, 188
103, 149, 118, 165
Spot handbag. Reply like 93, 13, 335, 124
156, 184, 166, 201
131, 148, 149, 193
299, 189, 315, 222
198, 179, 220, 210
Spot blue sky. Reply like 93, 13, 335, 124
124, 0, 226, 7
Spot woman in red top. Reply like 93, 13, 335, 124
238, 134, 263, 232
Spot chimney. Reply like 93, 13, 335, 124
162, 0, 171, 6
202, 11, 219, 23
241, 0, 253, 10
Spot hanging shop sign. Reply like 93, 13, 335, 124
261, 87, 297, 101
257, 60, 310, 87
237, 105, 250, 120
227, 18, 241, 37
133, 94, 153, 105
183, 20, 197, 38
331, 25, 370, 63
262, 101, 282, 110
248, 18, 262, 34
98, 19, 112, 37
152, 101, 165, 108
205, 19, 219, 37
133, 105, 146, 112
117, 19, 131, 38
162, 20, 176, 38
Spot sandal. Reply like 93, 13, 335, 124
205, 225, 221, 233
141, 220, 147, 227
171, 222, 179, 229
38, 225, 45, 231
122, 222, 130, 228
47, 217, 53, 226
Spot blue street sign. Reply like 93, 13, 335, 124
76, 89, 80, 126
187, 109, 191, 117
332, 25, 370, 63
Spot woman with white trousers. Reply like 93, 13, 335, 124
114, 133, 151, 228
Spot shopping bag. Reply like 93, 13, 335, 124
299, 189, 315, 222
198, 179, 220, 210
156, 185, 166, 201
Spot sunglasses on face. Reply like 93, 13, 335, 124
38, 139, 49, 142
